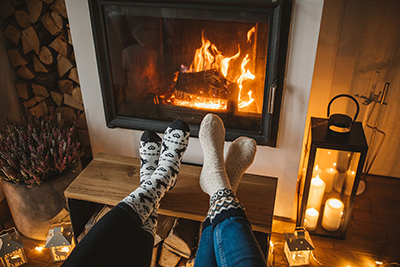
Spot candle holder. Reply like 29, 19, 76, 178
284, 227, 315, 266
0, 228, 28, 267
297, 115, 368, 239
45, 222, 75, 262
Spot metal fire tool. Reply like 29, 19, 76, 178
354, 71, 390, 195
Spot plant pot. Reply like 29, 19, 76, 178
1, 161, 82, 241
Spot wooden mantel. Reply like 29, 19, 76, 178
64, 153, 277, 235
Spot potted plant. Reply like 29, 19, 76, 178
0, 108, 84, 240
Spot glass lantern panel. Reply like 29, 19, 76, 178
50, 245, 72, 262
313, 148, 360, 199
3, 249, 27, 267
284, 242, 311, 266
305, 148, 361, 232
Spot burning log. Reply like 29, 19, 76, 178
174, 69, 232, 99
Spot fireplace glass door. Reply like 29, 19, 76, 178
89, 1, 292, 146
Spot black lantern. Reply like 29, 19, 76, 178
297, 96, 368, 239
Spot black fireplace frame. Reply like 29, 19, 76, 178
88, 0, 292, 146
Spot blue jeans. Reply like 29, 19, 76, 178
194, 216, 267, 267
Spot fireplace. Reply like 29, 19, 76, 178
88, 0, 292, 146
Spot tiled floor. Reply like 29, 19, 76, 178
1, 174, 399, 266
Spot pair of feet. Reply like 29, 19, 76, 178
122, 114, 256, 234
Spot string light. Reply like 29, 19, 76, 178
35, 246, 44, 252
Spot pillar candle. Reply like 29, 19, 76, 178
322, 198, 344, 231
323, 167, 338, 193
344, 170, 356, 195
304, 208, 319, 231
306, 175, 326, 211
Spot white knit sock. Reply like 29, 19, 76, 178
199, 114, 231, 197
225, 137, 257, 193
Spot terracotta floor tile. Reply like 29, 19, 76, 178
387, 225, 400, 247
371, 198, 400, 212
353, 196, 372, 210
344, 220, 389, 245
334, 239, 400, 261
352, 208, 372, 222
372, 209, 400, 227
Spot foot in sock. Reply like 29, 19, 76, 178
199, 114, 246, 226
199, 114, 231, 197
121, 119, 190, 224
225, 136, 257, 193
139, 131, 162, 235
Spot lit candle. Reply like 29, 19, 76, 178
322, 198, 344, 231
344, 170, 356, 195
304, 208, 319, 231
312, 165, 322, 177
306, 175, 326, 211
323, 167, 338, 193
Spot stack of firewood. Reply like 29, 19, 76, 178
153, 215, 200, 267
1, 0, 91, 160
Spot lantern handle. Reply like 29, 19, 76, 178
327, 94, 360, 121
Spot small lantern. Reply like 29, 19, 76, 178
297, 106, 368, 238
284, 227, 315, 266
45, 223, 75, 262
0, 228, 27, 267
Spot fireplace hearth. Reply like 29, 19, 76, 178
89, 0, 292, 146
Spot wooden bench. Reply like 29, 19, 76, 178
64, 153, 278, 243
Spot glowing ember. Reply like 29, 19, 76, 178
174, 96, 228, 111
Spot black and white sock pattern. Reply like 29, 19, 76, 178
121, 119, 190, 224
139, 131, 162, 183
139, 131, 162, 235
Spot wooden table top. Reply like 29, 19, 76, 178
64, 153, 277, 233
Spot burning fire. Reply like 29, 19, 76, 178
173, 27, 257, 112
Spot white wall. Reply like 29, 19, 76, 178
65, 0, 324, 219
306, 0, 400, 179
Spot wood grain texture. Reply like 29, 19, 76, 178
65, 153, 277, 233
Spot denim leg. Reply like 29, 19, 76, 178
193, 224, 218, 267
214, 216, 267, 267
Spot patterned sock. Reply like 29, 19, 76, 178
139, 131, 162, 183
120, 119, 190, 224
199, 114, 231, 196
225, 136, 257, 193
139, 131, 162, 236
198, 114, 245, 229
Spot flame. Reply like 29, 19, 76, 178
176, 27, 257, 112
247, 26, 256, 42
189, 31, 213, 73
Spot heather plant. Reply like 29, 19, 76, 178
0, 108, 84, 188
